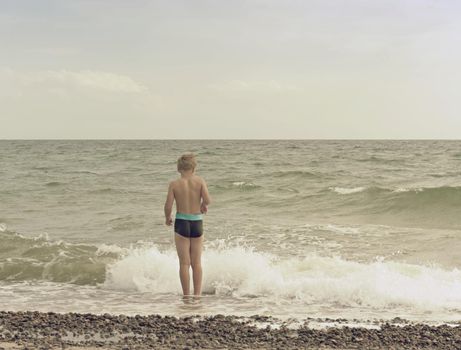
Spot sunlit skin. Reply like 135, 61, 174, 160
164, 167, 211, 296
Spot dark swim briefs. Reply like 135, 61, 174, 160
174, 212, 203, 238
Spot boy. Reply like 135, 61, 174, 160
164, 153, 211, 296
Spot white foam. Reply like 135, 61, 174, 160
394, 187, 423, 193
309, 224, 360, 234
96, 243, 128, 255
232, 181, 257, 187
102, 242, 461, 312
0, 223, 7, 232
330, 187, 366, 194
103, 246, 178, 293
33, 232, 50, 241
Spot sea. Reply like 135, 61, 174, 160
1, 140, 461, 325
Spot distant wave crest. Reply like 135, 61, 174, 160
327, 185, 461, 228
330, 187, 366, 194
272, 170, 321, 179
330, 185, 461, 198
231, 181, 260, 190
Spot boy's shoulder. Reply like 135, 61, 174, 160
194, 175, 207, 185
169, 175, 204, 184
168, 178, 179, 187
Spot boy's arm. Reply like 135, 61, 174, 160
200, 178, 211, 213
164, 182, 175, 225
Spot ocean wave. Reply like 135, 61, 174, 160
307, 223, 360, 235
72, 170, 100, 176
2, 228, 461, 312
381, 186, 461, 212
103, 244, 461, 312
211, 181, 262, 192
45, 181, 65, 187
393, 187, 423, 193
107, 215, 145, 231
198, 150, 216, 155
330, 187, 366, 194
272, 170, 321, 179
329, 185, 461, 199
231, 181, 260, 190
356, 156, 404, 164
326, 185, 461, 228
0, 229, 119, 285
87, 187, 128, 194
330, 185, 446, 196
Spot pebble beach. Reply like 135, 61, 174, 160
1, 310, 461, 349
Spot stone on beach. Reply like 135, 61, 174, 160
0, 311, 461, 349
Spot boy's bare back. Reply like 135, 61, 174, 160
164, 153, 211, 227
170, 175, 207, 214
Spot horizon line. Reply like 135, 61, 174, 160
1, 138, 460, 141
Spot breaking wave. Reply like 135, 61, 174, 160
104, 243, 461, 312
2, 226, 461, 314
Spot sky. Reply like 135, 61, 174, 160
0, 0, 460, 139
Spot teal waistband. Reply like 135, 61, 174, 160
175, 212, 203, 221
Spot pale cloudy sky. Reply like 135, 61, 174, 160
1, 0, 460, 139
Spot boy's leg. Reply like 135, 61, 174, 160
174, 232, 191, 295
190, 235, 204, 296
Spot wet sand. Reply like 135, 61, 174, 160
1, 310, 461, 349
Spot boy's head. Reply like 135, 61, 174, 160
177, 153, 197, 173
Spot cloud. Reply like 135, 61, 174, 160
0, 68, 148, 95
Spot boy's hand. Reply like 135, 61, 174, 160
200, 203, 208, 214
165, 217, 173, 226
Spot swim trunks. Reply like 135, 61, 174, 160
174, 212, 203, 238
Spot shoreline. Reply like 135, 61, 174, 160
1, 311, 461, 349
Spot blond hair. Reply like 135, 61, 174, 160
177, 153, 197, 172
